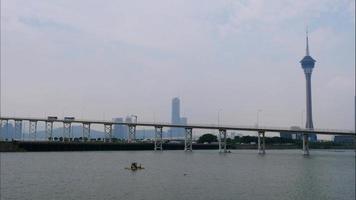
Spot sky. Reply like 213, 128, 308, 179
1, 0, 355, 138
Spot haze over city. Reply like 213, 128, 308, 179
1, 1, 355, 200
1, 0, 355, 139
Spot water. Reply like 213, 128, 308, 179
1, 150, 355, 200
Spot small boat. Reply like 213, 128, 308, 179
125, 162, 144, 170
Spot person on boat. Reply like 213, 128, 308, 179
131, 162, 138, 170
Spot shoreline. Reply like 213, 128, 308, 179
0, 141, 354, 152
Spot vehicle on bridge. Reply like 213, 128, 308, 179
47, 116, 58, 120
64, 117, 75, 121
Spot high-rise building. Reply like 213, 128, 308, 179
0, 123, 16, 140
300, 30, 317, 142
171, 97, 181, 125
170, 97, 187, 138
123, 116, 133, 139
112, 118, 125, 139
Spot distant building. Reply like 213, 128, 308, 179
171, 97, 181, 137
112, 118, 125, 139
180, 117, 187, 126
334, 136, 354, 144
0, 122, 19, 140
123, 116, 133, 139
172, 97, 180, 125
291, 126, 303, 140
136, 129, 157, 139
230, 132, 236, 139
170, 97, 188, 138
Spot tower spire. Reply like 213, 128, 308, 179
306, 27, 310, 56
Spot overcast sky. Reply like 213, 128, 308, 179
1, 0, 355, 137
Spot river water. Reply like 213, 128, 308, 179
0, 150, 355, 200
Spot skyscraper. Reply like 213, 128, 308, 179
300, 30, 317, 143
170, 97, 187, 138
171, 97, 181, 126
171, 97, 181, 137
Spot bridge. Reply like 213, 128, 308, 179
0, 116, 355, 155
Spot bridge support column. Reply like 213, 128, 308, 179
154, 126, 163, 151
219, 129, 227, 153
302, 134, 309, 156
104, 124, 113, 142
82, 123, 91, 142
128, 125, 136, 143
185, 128, 193, 151
15, 120, 22, 141
45, 121, 54, 141
29, 120, 37, 141
258, 131, 265, 154
63, 122, 72, 142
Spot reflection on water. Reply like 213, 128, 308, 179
1, 150, 355, 200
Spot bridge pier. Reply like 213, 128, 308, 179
185, 128, 193, 151
154, 126, 163, 151
219, 129, 227, 153
15, 120, 22, 141
258, 131, 266, 154
82, 123, 91, 142
45, 121, 54, 141
63, 122, 72, 142
128, 125, 136, 143
302, 134, 309, 156
29, 120, 37, 141
104, 124, 113, 142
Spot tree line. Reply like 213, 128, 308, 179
197, 133, 298, 144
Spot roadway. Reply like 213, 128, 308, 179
0, 116, 354, 136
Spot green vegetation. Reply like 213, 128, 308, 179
197, 134, 218, 144
197, 134, 354, 149
232, 136, 296, 144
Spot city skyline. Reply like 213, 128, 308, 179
1, 0, 354, 141
0, 2, 354, 200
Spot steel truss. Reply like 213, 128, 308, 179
29, 120, 37, 141
185, 128, 193, 151
104, 124, 113, 142
128, 125, 136, 143
45, 121, 54, 141
82, 123, 91, 141
258, 131, 266, 154
154, 126, 163, 151
219, 129, 227, 153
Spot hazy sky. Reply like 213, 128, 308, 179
1, 0, 355, 136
